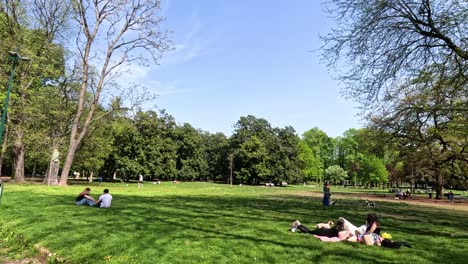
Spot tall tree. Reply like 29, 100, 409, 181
370, 71, 468, 198
174, 123, 208, 181
0, 0, 69, 181
59, 0, 172, 185
298, 141, 318, 183
322, 0, 467, 106
269, 126, 303, 183
324, 165, 348, 184
202, 132, 229, 182
302, 128, 333, 182
236, 136, 270, 185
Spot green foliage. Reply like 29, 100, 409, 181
301, 127, 335, 182
298, 141, 318, 182
202, 132, 229, 181
74, 113, 114, 175
230, 116, 303, 184
174, 123, 208, 181
236, 136, 270, 184
360, 155, 388, 185
324, 165, 347, 184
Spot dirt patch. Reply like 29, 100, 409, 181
293, 191, 468, 212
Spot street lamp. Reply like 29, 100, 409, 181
0, 50, 30, 146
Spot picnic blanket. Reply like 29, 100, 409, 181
313, 235, 342, 242
313, 230, 351, 242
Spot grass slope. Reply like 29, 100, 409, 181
0, 182, 467, 264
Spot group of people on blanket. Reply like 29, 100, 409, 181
290, 213, 412, 249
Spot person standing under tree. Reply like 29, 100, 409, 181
138, 174, 144, 188
323, 181, 331, 207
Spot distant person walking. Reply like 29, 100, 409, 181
323, 181, 331, 207
95, 189, 112, 208
76, 188, 96, 206
138, 174, 144, 188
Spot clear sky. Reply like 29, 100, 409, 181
130, 0, 363, 138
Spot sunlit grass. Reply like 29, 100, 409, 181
0, 182, 467, 263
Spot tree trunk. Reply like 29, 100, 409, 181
43, 163, 50, 184
113, 170, 117, 180
59, 138, 80, 186
435, 169, 443, 200
32, 162, 36, 177
12, 132, 25, 182
45, 159, 59, 186
89, 171, 93, 183
0, 112, 10, 177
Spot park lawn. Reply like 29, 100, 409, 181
0, 182, 467, 264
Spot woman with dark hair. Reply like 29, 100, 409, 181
322, 181, 331, 207
360, 213, 381, 245
362, 213, 412, 248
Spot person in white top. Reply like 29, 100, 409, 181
138, 174, 144, 188
95, 189, 112, 208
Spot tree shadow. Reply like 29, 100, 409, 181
0, 189, 467, 263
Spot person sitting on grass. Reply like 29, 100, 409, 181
357, 213, 412, 249
361, 213, 381, 245
76, 188, 96, 206
94, 189, 112, 208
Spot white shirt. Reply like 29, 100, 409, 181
98, 193, 112, 208
139, 175, 143, 181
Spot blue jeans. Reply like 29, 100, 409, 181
76, 198, 95, 206
323, 194, 330, 206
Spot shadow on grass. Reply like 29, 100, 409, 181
1, 189, 467, 263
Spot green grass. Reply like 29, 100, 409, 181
0, 182, 467, 264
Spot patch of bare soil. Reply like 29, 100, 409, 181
293, 191, 468, 212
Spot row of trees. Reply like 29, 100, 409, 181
4, 93, 463, 194
321, 0, 467, 199
0, 0, 171, 186
1, 1, 466, 201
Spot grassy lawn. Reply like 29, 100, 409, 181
0, 182, 467, 264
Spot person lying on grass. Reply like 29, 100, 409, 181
290, 219, 353, 239
94, 189, 112, 208
291, 214, 412, 248
339, 213, 412, 248
76, 188, 96, 206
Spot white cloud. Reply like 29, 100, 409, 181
117, 64, 151, 82
160, 0, 171, 17
160, 11, 206, 66
145, 79, 190, 96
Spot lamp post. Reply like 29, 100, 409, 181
0, 50, 30, 146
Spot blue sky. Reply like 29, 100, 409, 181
132, 0, 362, 138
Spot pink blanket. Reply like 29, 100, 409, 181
313, 235, 342, 242
313, 231, 351, 242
